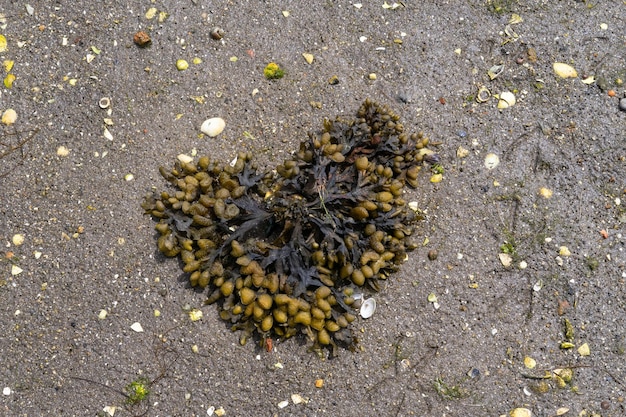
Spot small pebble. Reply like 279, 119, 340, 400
619, 97, 626, 112
56, 145, 69, 157
133, 31, 151, 47
3, 387, 11, 396
176, 59, 189, 71
201, 117, 226, 137
601, 400, 610, 410
427, 250, 438, 261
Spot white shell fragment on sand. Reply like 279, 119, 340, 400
484, 153, 500, 170
130, 322, 144, 332
497, 91, 516, 109
1, 108, 17, 125
553, 62, 578, 78
360, 297, 377, 319
201, 117, 226, 137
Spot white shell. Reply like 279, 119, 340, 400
553, 62, 578, 78
99, 97, 111, 109
497, 91, 516, 109
359, 298, 377, 319
484, 153, 500, 170
201, 117, 226, 137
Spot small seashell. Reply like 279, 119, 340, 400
553, 62, 577, 78
497, 91, 516, 109
130, 322, 144, 332
12, 234, 25, 246
484, 153, 499, 170
476, 86, 491, 103
99, 97, 111, 109
359, 297, 376, 319
201, 117, 226, 137
210, 27, 224, 40
1, 108, 17, 125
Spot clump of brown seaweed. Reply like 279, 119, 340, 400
142, 100, 435, 352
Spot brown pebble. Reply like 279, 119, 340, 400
133, 31, 151, 47
427, 249, 438, 261
557, 299, 569, 316
516, 56, 525, 65
601, 400, 610, 410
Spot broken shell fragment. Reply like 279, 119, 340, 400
553, 62, 578, 78
201, 117, 226, 137
497, 91, 516, 109
359, 298, 376, 319
487, 64, 504, 80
